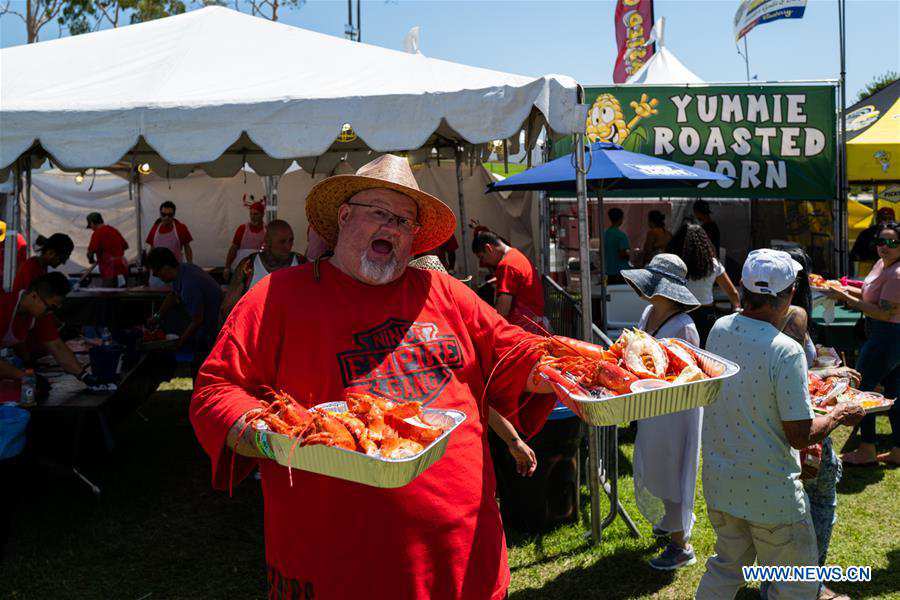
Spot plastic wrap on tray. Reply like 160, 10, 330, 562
544, 339, 740, 426
260, 401, 466, 488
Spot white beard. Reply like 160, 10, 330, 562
359, 251, 401, 284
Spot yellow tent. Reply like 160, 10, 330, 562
848, 198, 900, 240
847, 80, 899, 182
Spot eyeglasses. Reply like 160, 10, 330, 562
346, 202, 421, 234
875, 237, 899, 249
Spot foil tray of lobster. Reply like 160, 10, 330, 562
534, 331, 740, 426
254, 396, 466, 489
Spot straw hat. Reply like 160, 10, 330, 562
306, 154, 457, 255
408, 254, 473, 282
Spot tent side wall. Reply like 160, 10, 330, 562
27, 164, 537, 276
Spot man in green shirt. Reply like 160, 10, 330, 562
604, 208, 631, 284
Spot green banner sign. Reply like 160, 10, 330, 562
560, 84, 837, 199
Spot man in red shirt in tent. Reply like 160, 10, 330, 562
146, 201, 193, 263
223, 195, 267, 282
191, 154, 557, 599
472, 230, 549, 334
86, 212, 129, 287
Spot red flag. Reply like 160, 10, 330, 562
613, 0, 655, 83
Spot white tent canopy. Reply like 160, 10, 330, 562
625, 18, 703, 85
0, 6, 581, 176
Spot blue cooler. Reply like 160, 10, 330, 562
0, 405, 30, 460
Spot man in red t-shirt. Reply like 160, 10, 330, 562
223, 196, 266, 282
191, 155, 556, 599
145, 201, 193, 263
472, 230, 548, 334
86, 212, 129, 286
0, 273, 84, 381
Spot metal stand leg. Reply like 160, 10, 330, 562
586, 425, 640, 544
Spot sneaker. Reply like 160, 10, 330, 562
648, 543, 696, 571
651, 526, 669, 538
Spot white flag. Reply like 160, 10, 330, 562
403, 26, 422, 55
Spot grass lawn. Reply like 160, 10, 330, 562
3, 379, 898, 599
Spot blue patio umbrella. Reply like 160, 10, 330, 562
485, 142, 731, 332
487, 141, 731, 193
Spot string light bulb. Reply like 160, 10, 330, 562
138, 163, 151, 175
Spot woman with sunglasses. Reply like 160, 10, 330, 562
9, 234, 86, 381
825, 222, 900, 467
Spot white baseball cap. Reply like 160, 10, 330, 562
741, 249, 804, 296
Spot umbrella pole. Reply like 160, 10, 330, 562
597, 194, 607, 332
575, 134, 602, 546
454, 147, 470, 280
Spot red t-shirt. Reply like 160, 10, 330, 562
0, 290, 56, 346
495, 248, 545, 318
88, 224, 128, 259
0, 234, 28, 271
146, 219, 193, 245
191, 262, 554, 599
11, 257, 59, 342
231, 223, 265, 247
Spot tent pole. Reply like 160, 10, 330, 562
454, 147, 470, 280
265, 175, 280, 223
837, 0, 849, 275
24, 157, 32, 255
575, 132, 602, 546
539, 134, 551, 275
135, 173, 143, 267
3, 162, 21, 292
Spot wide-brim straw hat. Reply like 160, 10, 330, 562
620, 253, 700, 310
408, 254, 473, 282
306, 154, 457, 255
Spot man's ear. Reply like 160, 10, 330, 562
337, 204, 351, 228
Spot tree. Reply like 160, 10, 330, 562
0, 0, 66, 43
857, 71, 898, 102
56, 0, 187, 35
244, 0, 304, 22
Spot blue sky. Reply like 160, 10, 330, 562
1, 0, 897, 101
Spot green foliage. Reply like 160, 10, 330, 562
857, 71, 898, 102
57, 0, 187, 34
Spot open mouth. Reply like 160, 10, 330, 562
370, 238, 394, 256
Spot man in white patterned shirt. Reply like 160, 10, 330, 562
696, 250, 864, 600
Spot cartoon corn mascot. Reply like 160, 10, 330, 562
585, 92, 659, 145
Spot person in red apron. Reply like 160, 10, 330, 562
0, 273, 85, 381
86, 212, 129, 287
191, 155, 556, 599
146, 201, 193, 263
146, 201, 193, 287
223, 195, 266, 282
472, 230, 550, 334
